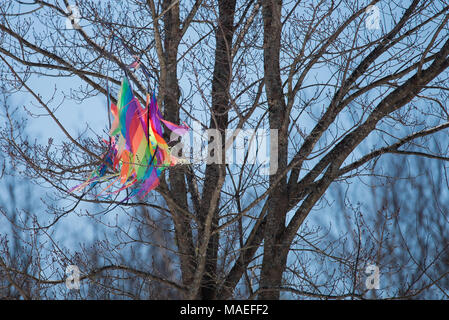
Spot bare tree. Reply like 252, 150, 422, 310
1, 0, 449, 300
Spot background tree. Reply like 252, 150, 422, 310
1, 0, 449, 300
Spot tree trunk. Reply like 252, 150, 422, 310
259, 0, 289, 300
198, 0, 236, 299
162, 0, 196, 290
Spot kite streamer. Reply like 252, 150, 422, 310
70, 75, 189, 199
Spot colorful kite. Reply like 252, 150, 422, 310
69, 76, 189, 199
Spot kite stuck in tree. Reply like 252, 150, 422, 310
69, 75, 189, 200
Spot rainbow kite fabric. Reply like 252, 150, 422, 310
70, 76, 189, 199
